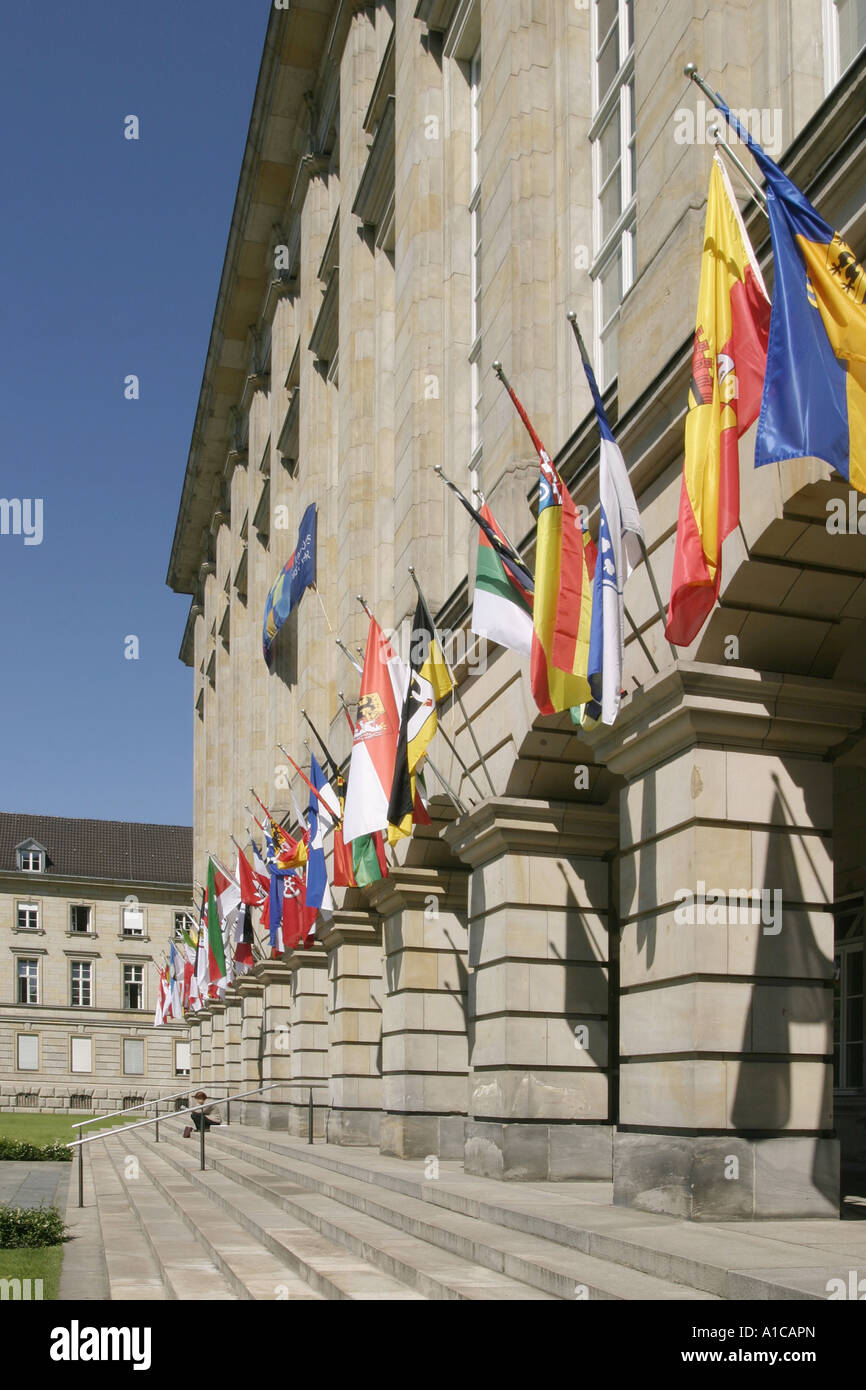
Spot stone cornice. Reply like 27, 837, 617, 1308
442, 797, 619, 869
589, 662, 866, 780
318, 909, 382, 952
368, 864, 468, 917
251, 960, 292, 988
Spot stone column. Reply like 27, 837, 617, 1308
369, 867, 470, 1160
223, 989, 243, 1095
237, 976, 264, 1095
187, 1013, 203, 1088
286, 948, 330, 1139
247, 964, 293, 1131
197, 1010, 213, 1089
592, 664, 866, 1220
320, 911, 383, 1146
445, 799, 618, 1181
209, 1002, 226, 1090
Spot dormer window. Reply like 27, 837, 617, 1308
16, 840, 46, 873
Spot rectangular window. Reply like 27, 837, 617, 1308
825, 0, 866, 88
17, 959, 39, 1004
17, 1034, 39, 1071
123, 1039, 145, 1075
173, 911, 195, 941
175, 1041, 191, 1076
590, 0, 635, 389
70, 905, 92, 934
122, 906, 145, 937
71, 961, 93, 1008
123, 965, 144, 1010
18, 849, 43, 872
71, 1037, 93, 1073
17, 903, 39, 932
835, 941, 864, 1089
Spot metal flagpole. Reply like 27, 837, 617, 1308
301, 708, 342, 783
407, 567, 497, 797
335, 636, 363, 675
708, 125, 768, 212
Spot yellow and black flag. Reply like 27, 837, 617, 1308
387, 597, 453, 845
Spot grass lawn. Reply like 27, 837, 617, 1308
0, 1245, 63, 1300
0, 1112, 132, 1146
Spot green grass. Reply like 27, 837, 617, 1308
0, 1245, 63, 1300
0, 1113, 133, 1146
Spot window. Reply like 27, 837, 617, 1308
824, 0, 866, 89
122, 905, 145, 937
17, 1035, 39, 1071
17, 903, 39, 932
590, 0, 635, 387
70, 905, 92, 934
123, 1039, 145, 1075
123, 964, 144, 1010
468, 44, 483, 478
71, 1037, 92, 1073
175, 1041, 191, 1076
71, 961, 93, 1008
17, 845, 44, 872
835, 941, 864, 1089
17, 959, 38, 1004
174, 911, 195, 941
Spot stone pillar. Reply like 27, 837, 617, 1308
592, 664, 866, 1219
320, 911, 383, 1146
445, 799, 618, 1181
223, 990, 243, 1095
369, 867, 470, 1160
246, 964, 293, 1131
209, 1002, 226, 1090
197, 1010, 213, 1089
187, 1013, 203, 1088
237, 976, 264, 1096
286, 948, 330, 1139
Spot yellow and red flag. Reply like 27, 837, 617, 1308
666, 152, 770, 645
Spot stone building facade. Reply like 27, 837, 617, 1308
168, 1, 866, 1219
0, 814, 192, 1114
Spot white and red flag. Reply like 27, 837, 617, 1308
342, 619, 406, 844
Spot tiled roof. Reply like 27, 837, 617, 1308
0, 813, 192, 887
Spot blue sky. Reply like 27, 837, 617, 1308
0, 2, 267, 825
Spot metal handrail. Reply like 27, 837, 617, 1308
70, 1084, 231, 1131
67, 1081, 286, 1208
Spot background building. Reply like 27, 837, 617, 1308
169, 1, 866, 1219
0, 813, 192, 1114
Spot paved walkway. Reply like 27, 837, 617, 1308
0, 1160, 70, 1212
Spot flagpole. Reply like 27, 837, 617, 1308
276, 742, 342, 821
301, 708, 342, 783
567, 311, 678, 664
335, 636, 363, 675
407, 566, 497, 797
708, 125, 768, 211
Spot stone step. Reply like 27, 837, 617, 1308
139, 1128, 554, 1300
151, 1125, 714, 1301
116, 1136, 323, 1301
100, 1140, 239, 1300
120, 1132, 424, 1301
87, 1146, 166, 1301
209, 1127, 862, 1302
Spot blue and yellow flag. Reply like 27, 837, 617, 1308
717, 101, 866, 493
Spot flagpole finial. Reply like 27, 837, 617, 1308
492, 360, 503, 376
408, 565, 416, 577
684, 61, 697, 78
433, 464, 443, 475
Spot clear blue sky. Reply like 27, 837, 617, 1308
0, 2, 268, 825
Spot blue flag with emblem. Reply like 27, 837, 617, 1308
263, 502, 317, 666
716, 100, 866, 493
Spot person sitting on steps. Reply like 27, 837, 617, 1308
183, 1091, 223, 1139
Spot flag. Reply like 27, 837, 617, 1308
249, 837, 271, 898
438, 471, 535, 654
206, 858, 239, 995
716, 102, 866, 492
262, 502, 317, 666
573, 337, 644, 726
513, 395, 594, 713
233, 850, 259, 975
342, 619, 405, 843
306, 756, 335, 919
666, 152, 771, 645
169, 942, 183, 1020
268, 815, 308, 869
387, 596, 453, 844
153, 967, 168, 1027
352, 831, 389, 887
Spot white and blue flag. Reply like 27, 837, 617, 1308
579, 351, 643, 727
306, 755, 335, 919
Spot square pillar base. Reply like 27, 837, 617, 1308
241, 1099, 290, 1132
464, 1121, 613, 1181
613, 1132, 840, 1219
326, 1108, 381, 1146
379, 1113, 466, 1161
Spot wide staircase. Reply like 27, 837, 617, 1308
72, 1119, 866, 1300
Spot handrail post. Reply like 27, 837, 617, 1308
226, 1099, 231, 1127
78, 1139, 84, 1209
154, 1099, 160, 1144
308, 1088, 313, 1145
200, 1113, 206, 1171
